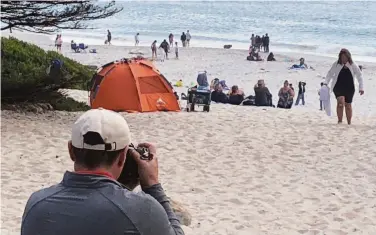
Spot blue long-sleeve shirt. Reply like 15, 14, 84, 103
21, 171, 184, 235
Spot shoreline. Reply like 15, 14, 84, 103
3, 30, 376, 63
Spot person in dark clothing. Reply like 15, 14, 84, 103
295, 81, 306, 105
264, 33, 270, 52
159, 39, 169, 59
254, 80, 273, 106
228, 85, 244, 105
211, 84, 228, 103
325, 48, 364, 124
107, 30, 112, 45
21, 109, 184, 235
267, 52, 276, 61
180, 32, 186, 47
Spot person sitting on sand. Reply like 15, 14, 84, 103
277, 80, 295, 109
248, 47, 263, 61
291, 58, 309, 69
21, 109, 184, 235
254, 80, 273, 106
267, 52, 276, 61
211, 83, 228, 103
228, 85, 245, 105
219, 80, 229, 90
210, 78, 220, 90
174, 79, 183, 87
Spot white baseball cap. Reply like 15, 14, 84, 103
71, 108, 131, 151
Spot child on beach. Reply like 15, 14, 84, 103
55, 34, 62, 53
175, 42, 179, 59
151, 40, 157, 60
319, 82, 331, 116
318, 82, 324, 110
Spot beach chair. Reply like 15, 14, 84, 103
71, 43, 80, 53
79, 43, 88, 52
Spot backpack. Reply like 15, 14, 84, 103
47, 59, 63, 84
51, 59, 63, 70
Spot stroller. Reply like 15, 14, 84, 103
185, 71, 211, 112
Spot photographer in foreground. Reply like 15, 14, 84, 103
21, 108, 184, 235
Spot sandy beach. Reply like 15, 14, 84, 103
1, 31, 376, 235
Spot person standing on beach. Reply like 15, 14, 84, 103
319, 82, 331, 116
318, 82, 324, 110
55, 34, 62, 53
325, 48, 364, 124
159, 39, 169, 60
151, 40, 157, 60
186, 30, 191, 47
21, 109, 184, 235
169, 33, 174, 47
175, 42, 179, 59
295, 82, 306, 106
107, 30, 112, 45
135, 33, 140, 46
250, 34, 255, 48
180, 32, 186, 47
264, 33, 270, 53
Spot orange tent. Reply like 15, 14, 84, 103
89, 58, 180, 112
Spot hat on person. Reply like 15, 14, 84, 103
71, 108, 131, 151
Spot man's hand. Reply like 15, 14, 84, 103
132, 143, 159, 188
359, 90, 364, 95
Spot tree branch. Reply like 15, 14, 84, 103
1, 1, 123, 34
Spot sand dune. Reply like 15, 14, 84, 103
1, 31, 376, 235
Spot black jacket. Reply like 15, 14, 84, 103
211, 91, 228, 103
254, 87, 272, 106
181, 34, 186, 41
264, 36, 270, 45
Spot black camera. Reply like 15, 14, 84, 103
117, 144, 152, 190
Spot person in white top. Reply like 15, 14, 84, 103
319, 82, 331, 116
186, 30, 191, 47
325, 48, 364, 125
135, 33, 140, 46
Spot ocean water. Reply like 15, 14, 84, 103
56, 1, 376, 62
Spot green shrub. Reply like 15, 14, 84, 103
1, 36, 94, 111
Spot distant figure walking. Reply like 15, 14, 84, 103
106, 30, 112, 45
135, 33, 140, 46
181, 32, 186, 47
264, 33, 270, 52
186, 30, 191, 47
151, 40, 157, 60
55, 34, 62, 53
175, 42, 179, 59
169, 33, 174, 47
325, 48, 364, 124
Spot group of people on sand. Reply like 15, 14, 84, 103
150, 31, 192, 61
250, 33, 270, 52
